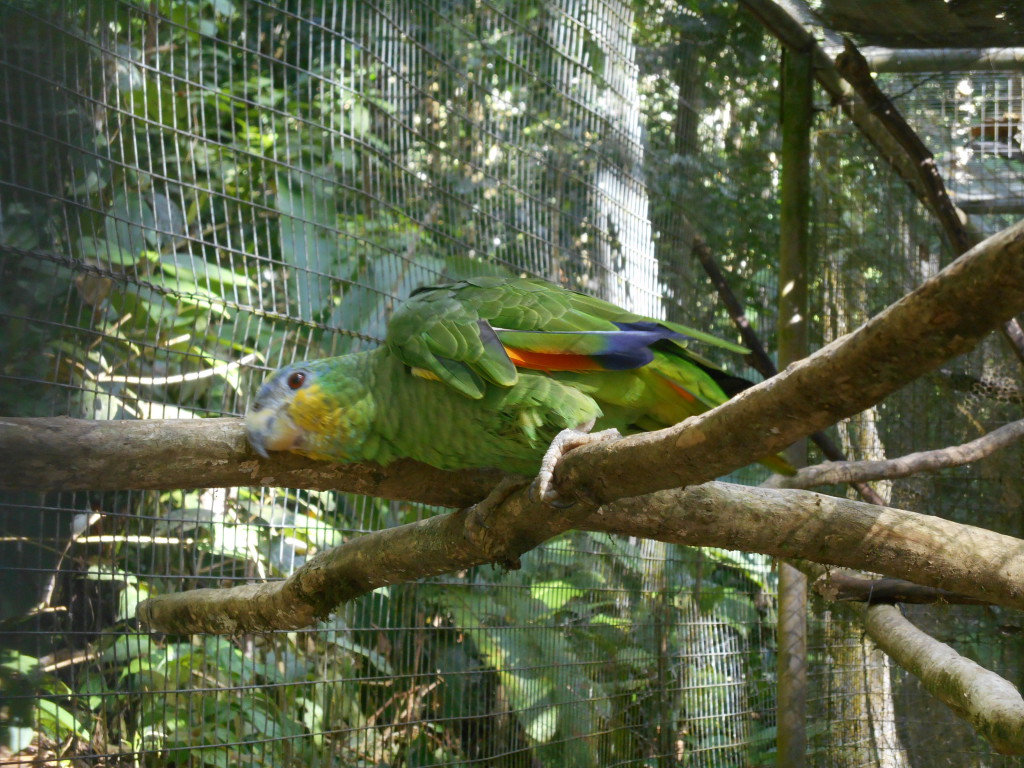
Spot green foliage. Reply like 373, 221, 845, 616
0, 1, 788, 766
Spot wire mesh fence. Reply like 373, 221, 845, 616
0, 1, 1022, 767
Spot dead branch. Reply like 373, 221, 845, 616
765, 418, 1024, 490
813, 570, 991, 606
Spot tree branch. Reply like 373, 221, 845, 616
834, 39, 973, 254
764, 417, 1024, 490
138, 481, 1024, 634
813, 571, 991, 606
862, 604, 1024, 756
6, 221, 1023, 509
0, 416, 503, 508
795, 564, 1024, 755
593, 484, 1024, 614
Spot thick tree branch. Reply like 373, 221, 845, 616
765, 417, 1024, 490
594, 484, 1024, 613
0, 416, 503, 508
554, 218, 1024, 503
139, 481, 1024, 634
835, 39, 973, 255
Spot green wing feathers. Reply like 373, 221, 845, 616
248, 276, 794, 476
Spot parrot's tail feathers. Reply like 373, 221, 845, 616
758, 453, 798, 476
655, 372, 699, 404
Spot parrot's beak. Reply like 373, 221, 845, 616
245, 405, 304, 458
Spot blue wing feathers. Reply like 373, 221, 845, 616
496, 322, 695, 371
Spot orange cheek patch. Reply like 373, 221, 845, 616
504, 347, 604, 373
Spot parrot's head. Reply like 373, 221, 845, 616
245, 356, 375, 462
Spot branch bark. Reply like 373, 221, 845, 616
765, 417, 1024, 490
794, 565, 1024, 755
813, 570, 991, 606
861, 604, 1024, 756
138, 481, 1024, 634
0, 416, 503, 508
595, 484, 1024, 613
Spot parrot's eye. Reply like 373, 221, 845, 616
286, 371, 307, 390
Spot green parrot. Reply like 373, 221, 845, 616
245, 276, 792, 500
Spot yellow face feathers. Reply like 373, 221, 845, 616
245, 357, 378, 463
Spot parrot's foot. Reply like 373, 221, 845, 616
532, 420, 621, 507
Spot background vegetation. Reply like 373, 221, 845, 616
1, 1, 1021, 766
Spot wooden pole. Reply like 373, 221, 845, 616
776, 45, 813, 768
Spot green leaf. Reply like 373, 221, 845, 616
35, 699, 90, 742
77, 235, 139, 267
530, 580, 584, 612
160, 252, 256, 289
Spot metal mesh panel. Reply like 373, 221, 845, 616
0, 2, 772, 767
799, 72, 1024, 767
2, 2, 1023, 767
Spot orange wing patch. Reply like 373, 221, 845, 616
504, 346, 604, 373
657, 373, 698, 403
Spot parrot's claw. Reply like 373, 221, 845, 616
532, 421, 621, 506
